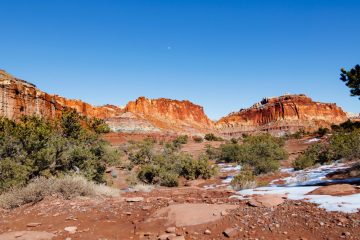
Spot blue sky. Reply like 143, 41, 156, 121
0, 0, 359, 119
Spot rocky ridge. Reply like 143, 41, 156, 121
216, 94, 348, 137
0, 70, 349, 136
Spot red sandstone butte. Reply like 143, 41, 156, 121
0, 70, 349, 136
216, 94, 348, 137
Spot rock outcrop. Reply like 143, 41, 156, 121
0, 70, 122, 120
216, 94, 348, 137
121, 97, 214, 133
0, 70, 213, 134
0, 70, 349, 136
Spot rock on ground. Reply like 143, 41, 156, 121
147, 203, 237, 227
0, 231, 55, 240
308, 184, 360, 196
248, 194, 286, 207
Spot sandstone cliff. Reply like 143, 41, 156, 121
0, 70, 122, 120
0, 70, 350, 136
0, 70, 213, 134
122, 97, 214, 133
216, 94, 348, 137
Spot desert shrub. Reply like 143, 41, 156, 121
293, 143, 330, 170
0, 175, 119, 209
218, 134, 287, 175
292, 129, 306, 139
205, 144, 221, 160
316, 127, 329, 137
219, 143, 242, 163
193, 136, 203, 143
137, 152, 215, 187
293, 130, 360, 170
327, 129, 360, 160
0, 110, 121, 193
173, 135, 188, 144
137, 164, 160, 184
204, 133, 223, 141
159, 171, 179, 187
179, 155, 216, 180
128, 138, 155, 165
332, 120, 360, 132
230, 169, 257, 190
172, 135, 189, 148
230, 138, 238, 144
87, 117, 111, 134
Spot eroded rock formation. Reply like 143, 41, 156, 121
0, 70, 349, 136
0, 70, 122, 120
216, 94, 348, 137
123, 97, 214, 133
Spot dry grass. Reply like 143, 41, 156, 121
231, 180, 257, 191
130, 183, 155, 192
0, 176, 120, 209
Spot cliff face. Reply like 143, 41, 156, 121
53, 96, 123, 119
216, 94, 348, 136
122, 97, 214, 133
0, 70, 122, 120
0, 70, 213, 134
0, 70, 60, 119
0, 70, 349, 136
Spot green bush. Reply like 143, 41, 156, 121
137, 150, 215, 187
316, 127, 329, 137
230, 169, 257, 190
293, 129, 360, 170
172, 135, 189, 148
204, 133, 223, 141
332, 120, 360, 132
328, 129, 360, 160
293, 143, 331, 170
218, 134, 287, 175
128, 138, 155, 165
205, 144, 221, 160
0, 110, 121, 193
159, 171, 179, 187
292, 129, 306, 139
219, 143, 242, 163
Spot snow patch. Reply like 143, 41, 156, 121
234, 162, 360, 213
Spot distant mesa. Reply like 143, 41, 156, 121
215, 94, 348, 137
0, 70, 350, 136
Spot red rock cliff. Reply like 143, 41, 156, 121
0, 70, 122, 120
124, 97, 214, 132
216, 94, 348, 136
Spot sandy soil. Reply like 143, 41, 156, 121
1, 187, 360, 240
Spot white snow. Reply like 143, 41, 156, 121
234, 162, 360, 213
218, 164, 242, 172
306, 138, 320, 143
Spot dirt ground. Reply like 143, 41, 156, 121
1, 187, 359, 240
2, 135, 359, 240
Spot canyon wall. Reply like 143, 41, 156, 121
0, 70, 350, 136
0, 70, 122, 120
122, 97, 214, 133
216, 94, 348, 137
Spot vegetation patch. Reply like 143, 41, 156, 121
0, 175, 120, 209
213, 134, 288, 175
293, 129, 360, 170
125, 138, 216, 187
230, 168, 257, 190
0, 110, 121, 193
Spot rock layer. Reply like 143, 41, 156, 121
0, 70, 349, 136
216, 94, 348, 137
123, 97, 214, 133
0, 70, 122, 120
